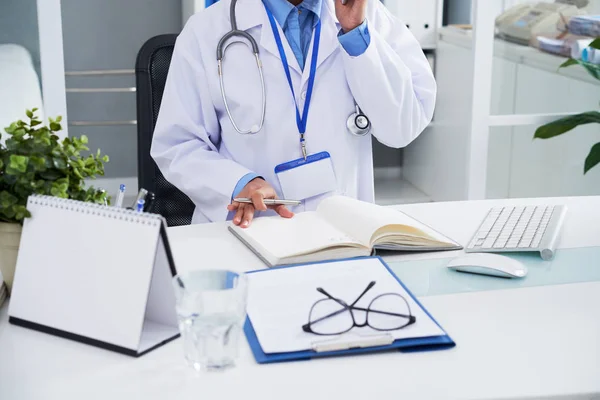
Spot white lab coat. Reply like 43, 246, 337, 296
151, 0, 436, 224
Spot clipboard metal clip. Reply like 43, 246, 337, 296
311, 333, 395, 353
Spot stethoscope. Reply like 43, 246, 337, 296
216, 0, 372, 137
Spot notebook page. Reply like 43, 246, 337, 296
231, 212, 364, 260
246, 258, 445, 354
317, 196, 454, 246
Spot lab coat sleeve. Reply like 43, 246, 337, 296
151, 22, 253, 222
340, 2, 437, 149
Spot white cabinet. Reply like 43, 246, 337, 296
403, 28, 600, 201
508, 66, 600, 198
384, 0, 443, 49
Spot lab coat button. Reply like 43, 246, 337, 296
301, 91, 307, 100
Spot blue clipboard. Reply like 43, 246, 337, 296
243, 256, 456, 364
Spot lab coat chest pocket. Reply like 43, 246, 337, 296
218, 36, 263, 134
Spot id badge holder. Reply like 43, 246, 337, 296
275, 151, 337, 201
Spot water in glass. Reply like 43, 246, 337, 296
173, 270, 248, 371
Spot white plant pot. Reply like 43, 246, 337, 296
0, 222, 22, 294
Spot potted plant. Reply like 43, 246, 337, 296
0, 109, 109, 292
534, 38, 600, 174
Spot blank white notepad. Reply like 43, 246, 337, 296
8, 195, 179, 356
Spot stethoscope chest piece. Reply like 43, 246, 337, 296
347, 105, 371, 137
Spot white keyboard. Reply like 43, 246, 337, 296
466, 205, 567, 261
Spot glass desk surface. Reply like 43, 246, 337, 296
385, 247, 600, 297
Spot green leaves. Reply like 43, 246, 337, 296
559, 40, 600, 82
48, 116, 63, 133
0, 109, 110, 224
50, 179, 69, 198
7, 155, 29, 174
0, 191, 18, 208
559, 58, 600, 80
535, 112, 600, 175
585, 143, 600, 175
534, 112, 600, 139
53, 157, 67, 170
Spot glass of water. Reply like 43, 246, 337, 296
172, 270, 248, 371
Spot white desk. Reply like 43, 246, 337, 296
1, 197, 600, 400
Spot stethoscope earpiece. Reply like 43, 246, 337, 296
347, 104, 371, 137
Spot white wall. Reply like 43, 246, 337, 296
182, 0, 205, 26
37, 0, 68, 138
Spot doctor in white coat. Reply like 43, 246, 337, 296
152, 0, 436, 227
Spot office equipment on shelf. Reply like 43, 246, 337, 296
229, 196, 461, 267
244, 257, 455, 364
466, 205, 567, 261
382, 0, 439, 49
581, 45, 600, 64
495, 2, 582, 45
447, 253, 528, 279
568, 15, 600, 37
8, 195, 179, 357
534, 33, 590, 56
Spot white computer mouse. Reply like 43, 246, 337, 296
447, 253, 528, 279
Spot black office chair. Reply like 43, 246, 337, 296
136, 34, 195, 226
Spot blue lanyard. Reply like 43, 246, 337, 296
265, 6, 321, 159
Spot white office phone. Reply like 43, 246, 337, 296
495, 1, 587, 45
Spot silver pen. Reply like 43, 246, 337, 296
234, 198, 301, 206
133, 188, 148, 207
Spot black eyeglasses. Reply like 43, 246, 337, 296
302, 281, 416, 336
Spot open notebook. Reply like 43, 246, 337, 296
229, 196, 461, 267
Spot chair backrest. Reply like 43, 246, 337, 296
135, 34, 195, 226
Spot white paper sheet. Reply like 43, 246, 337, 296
246, 258, 445, 354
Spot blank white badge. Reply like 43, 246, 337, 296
275, 151, 337, 201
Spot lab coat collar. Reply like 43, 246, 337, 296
235, 0, 341, 76
317, 0, 342, 69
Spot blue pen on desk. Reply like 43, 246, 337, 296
136, 199, 145, 213
115, 184, 126, 208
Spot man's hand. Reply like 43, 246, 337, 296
335, 0, 368, 33
227, 178, 294, 228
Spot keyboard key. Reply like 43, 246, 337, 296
519, 237, 533, 248
482, 238, 497, 248
494, 240, 508, 249
506, 240, 519, 248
